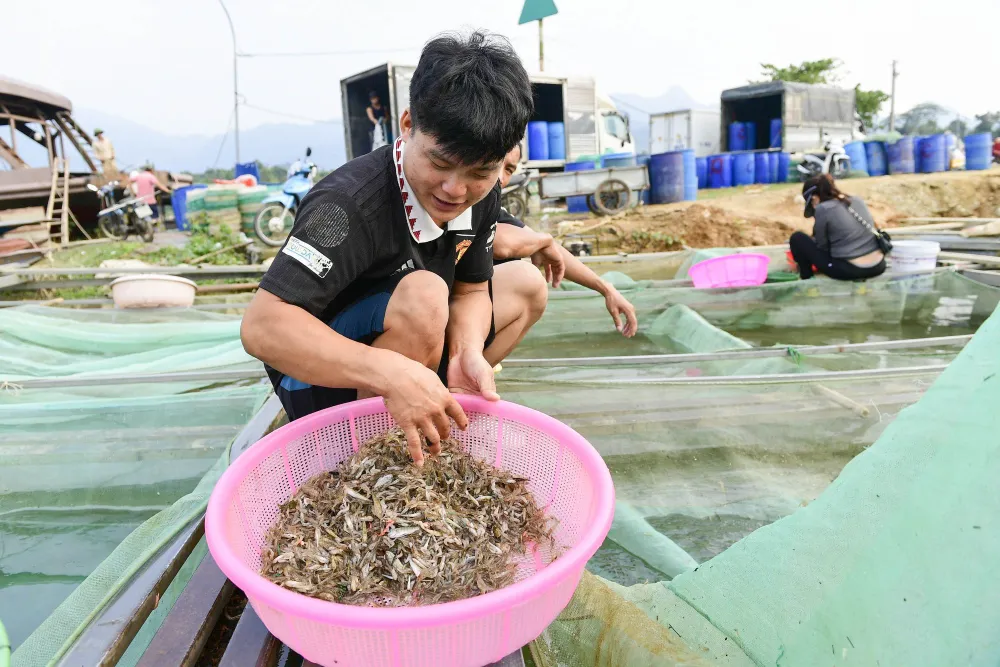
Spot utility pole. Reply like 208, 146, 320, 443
888, 60, 898, 133
218, 0, 240, 164
538, 18, 544, 71
519, 0, 557, 73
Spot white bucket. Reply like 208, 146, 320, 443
890, 240, 940, 275
110, 274, 196, 309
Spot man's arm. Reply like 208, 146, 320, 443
558, 246, 638, 336
493, 223, 552, 260
366, 107, 377, 125
151, 175, 171, 193
444, 280, 499, 400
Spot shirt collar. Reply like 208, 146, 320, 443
393, 137, 472, 243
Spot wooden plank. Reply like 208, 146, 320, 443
898, 217, 1000, 225
56, 518, 205, 667
136, 556, 234, 667
217, 604, 280, 667
939, 251, 1000, 267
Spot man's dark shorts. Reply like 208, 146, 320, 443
273, 271, 496, 422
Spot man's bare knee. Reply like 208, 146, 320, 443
510, 261, 548, 321
385, 270, 449, 352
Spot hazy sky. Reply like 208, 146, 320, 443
6, 0, 997, 137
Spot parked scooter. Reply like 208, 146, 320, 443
87, 181, 155, 242
797, 134, 851, 179
254, 147, 317, 247
501, 170, 533, 219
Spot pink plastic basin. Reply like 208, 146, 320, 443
206, 396, 615, 667
688, 253, 770, 288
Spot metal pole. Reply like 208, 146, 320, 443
218, 0, 240, 164
538, 18, 544, 72
888, 60, 898, 132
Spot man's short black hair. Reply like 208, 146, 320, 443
409, 30, 533, 166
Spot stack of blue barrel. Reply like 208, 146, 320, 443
887, 137, 916, 175
526, 120, 566, 161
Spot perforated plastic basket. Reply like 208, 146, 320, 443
689, 253, 770, 288
206, 396, 615, 667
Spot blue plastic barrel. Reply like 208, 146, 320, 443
695, 157, 708, 189
887, 137, 916, 175
708, 154, 733, 188
682, 149, 697, 201
768, 151, 779, 183
965, 132, 993, 171
919, 134, 946, 173
732, 152, 755, 186
636, 154, 651, 204
527, 121, 549, 161
234, 162, 260, 182
728, 122, 747, 151
843, 141, 869, 176
777, 152, 790, 183
648, 151, 687, 204
769, 119, 782, 148
546, 122, 565, 160
601, 152, 636, 168
754, 152, 772, 184
745, 122, 757, 150
864, 141, 888, 176
170, 184, 207, 231
564, 160, 595, 212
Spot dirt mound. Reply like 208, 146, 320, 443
602, 203, 795, 253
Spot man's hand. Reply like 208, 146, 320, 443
446, 347, 500, 401
530, 238, 566, 288
604, 285, 638, 337
381, 355, 468, 467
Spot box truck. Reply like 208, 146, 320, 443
720, 81, 857, 153
340, 64, 634, 169
649, 109, 721, 156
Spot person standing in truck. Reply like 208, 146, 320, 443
367, 91, 390, 151
240, 31, 537, 465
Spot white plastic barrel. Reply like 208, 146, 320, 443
890, 240, 940, 275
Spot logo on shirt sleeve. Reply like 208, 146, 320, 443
455, 239, 472, 264
282, 237, 332, 278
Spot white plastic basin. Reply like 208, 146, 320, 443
109, 274, 196, 309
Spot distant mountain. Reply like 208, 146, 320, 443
610, 86, 713, 154
73, 108, 346, 173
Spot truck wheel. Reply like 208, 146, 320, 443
254, 203, 294, 247
590, 179, 630, 216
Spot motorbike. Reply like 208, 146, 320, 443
254, 147, 317, 247
797, 134, 851, 179
87, 181, 155, 242
501, 170, 533, 219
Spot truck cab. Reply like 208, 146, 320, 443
598, 93, 634, 156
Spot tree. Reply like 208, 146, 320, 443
973, 112, 1000, 136
855, 86, 890, 130
756, 58, 841, 84
947, 119, 968, 136
897, 103, 948, 136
